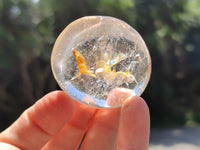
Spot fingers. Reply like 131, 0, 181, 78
117, 96, 150, 150
42, 101, 97, 150
80, 107, 121, 150
0, 91, 75, 150
0, 89, 150, 150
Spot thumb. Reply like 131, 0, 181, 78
117, 96, 150, 150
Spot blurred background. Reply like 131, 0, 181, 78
0, 0, 200, 149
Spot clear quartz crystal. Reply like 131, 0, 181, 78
51, 16, 151, 108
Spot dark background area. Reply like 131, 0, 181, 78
0, 0, 200, 131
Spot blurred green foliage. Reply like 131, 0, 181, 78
0, 0, 200, 130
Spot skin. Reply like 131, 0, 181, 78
0, 90, 150, 150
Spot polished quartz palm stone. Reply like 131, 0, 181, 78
51, 16, 151, 108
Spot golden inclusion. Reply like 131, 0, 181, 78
51, 16, 151, 108
72, 50, 135, 84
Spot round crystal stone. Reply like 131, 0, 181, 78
51, 16, 151, 108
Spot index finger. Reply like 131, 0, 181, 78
0, 91, 75, 150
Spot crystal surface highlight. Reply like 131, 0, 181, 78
51, 16, 151, 108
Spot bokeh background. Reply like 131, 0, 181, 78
1, 0, 200, 134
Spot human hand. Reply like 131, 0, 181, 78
0, 90, 150, 150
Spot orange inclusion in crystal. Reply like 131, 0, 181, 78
73, 51, 96, 78
73, 50, 134, 83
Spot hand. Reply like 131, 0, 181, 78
0, 90, 150, 150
